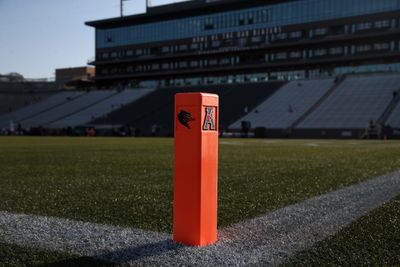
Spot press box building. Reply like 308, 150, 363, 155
86, 0, 400, 87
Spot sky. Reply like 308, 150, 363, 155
0, 0, 191, 79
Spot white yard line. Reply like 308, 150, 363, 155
1, 171, 400, 266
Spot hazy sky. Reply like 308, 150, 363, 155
0, 0, 190, 79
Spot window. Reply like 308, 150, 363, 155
276, 52, 287, 60
356, 44, 372, 53
209, 59, 218, 66
136, 49, 143, 56
374, 20, 390, 29
276, 32, 288, 40
290, 51, 302, 59
251, 36, 263, 43
190, 61, 199, 67
290, 31, 302, 39
314, 28, 328, 36
374, 43, 390, 51
211, 41, 221, 48
329, 47, 344, 55
106, 34, 113, 43
179, 44, 188, 51
102, 52, 109, 59
220, 58, 230, 65
356, 22, 372, 31
314, 49, 327, 57
190, 43, 199, 50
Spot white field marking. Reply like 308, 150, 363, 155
262, 140, 278, 144
304, 143, 320, 147
1, 171, 400, 266
219, 140, 244, 145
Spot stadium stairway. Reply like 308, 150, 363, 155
379, 88, 400, 126
384, 92, 400, 129
289, 75, 346, 130
228, 78, 335, 133
290, 73, 400, 139
297, 73, 400, 130
92, 82, 284, 136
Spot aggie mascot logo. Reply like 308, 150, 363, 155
178, 110, 195, 129
178, 107, 216, 131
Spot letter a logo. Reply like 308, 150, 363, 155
203, 107, 216, 131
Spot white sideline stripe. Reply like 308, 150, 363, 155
1, 171, 400, 266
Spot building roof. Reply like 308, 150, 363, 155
85, 0, 293, 28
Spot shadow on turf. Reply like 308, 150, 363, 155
34, 256, 116, 267
34, 239, 184, 266
96, 239, 184, 263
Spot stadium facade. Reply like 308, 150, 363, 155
86, 0, 400, 87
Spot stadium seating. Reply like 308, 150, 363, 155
0, 82, 57, 116
93, 82, 284, 135
0, 91, 85, 129
229, 79, 335, 130
386, 102, 400, 128
19, 90, 118, 128
47, 89, 154, 128
298, 74, 400, 129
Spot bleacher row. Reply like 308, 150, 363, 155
0, 72, 399, 137
229, 73, 400, 132
0, 89, 154, 130
0, 82, 57, 115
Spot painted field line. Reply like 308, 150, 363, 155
1, 171, 400, 266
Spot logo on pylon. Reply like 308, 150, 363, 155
178, 110, 195, 129
203, 107, 216, 131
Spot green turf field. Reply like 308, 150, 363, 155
0, 137, 400, 266
284, 195, 400, 266
0, 137, 399, 232
0, 242, 112, 267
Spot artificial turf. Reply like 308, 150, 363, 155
283, 195, 400, 266
1, 137, 400, 266
0, 243, 113, 267
0, 137, 399, 233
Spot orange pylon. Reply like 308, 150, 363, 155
173, 92, 219, 246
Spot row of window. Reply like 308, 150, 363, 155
271, 42, 395, 60
98, 41, 400, 76
96, 18, 399, 61
135, 62, 400, 87
96, 0, 400, 48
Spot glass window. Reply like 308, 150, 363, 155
276, 52, 287, 59
314, 48, 327, 56
290, 51, 302, 58
96, 0, 400, 48
356, 22, 372, 31
374, 20, 390, 28
356, 44, 372, 52
329, 47, 344, 55
374, 42, 390, 50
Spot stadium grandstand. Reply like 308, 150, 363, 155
1, 0, 400, 138
0, 82, 57, 116
85, 0, 400, 87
